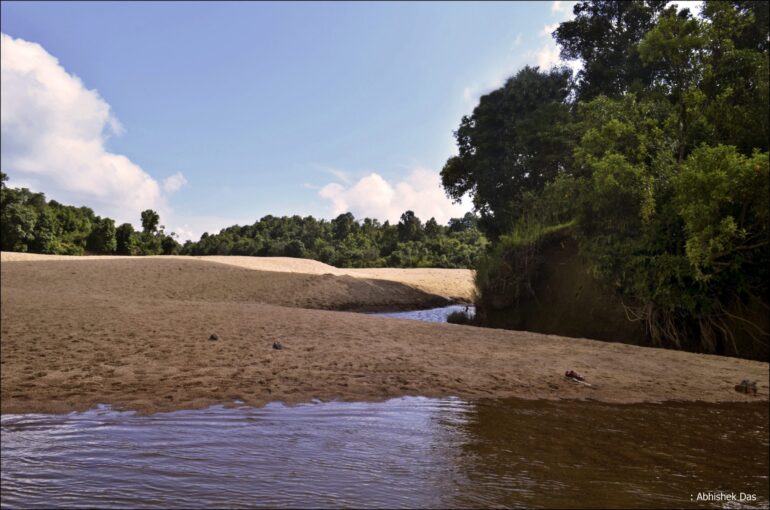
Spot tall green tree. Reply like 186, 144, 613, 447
115, 223, 137, 255
554, 0, 669, 100
140, 209, 160, 234
87, 217, 117, 254
441, 66, 574, 237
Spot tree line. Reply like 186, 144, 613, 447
0, 172, 487, 268
442, 1, 768, 354
0, 173, 182, 256
180, 210, 487, 268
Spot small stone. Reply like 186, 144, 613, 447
209, 333, 219, 341
272, 342, 283, 350
735, 379, 757, 395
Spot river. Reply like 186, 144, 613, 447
1, 307, 767, 508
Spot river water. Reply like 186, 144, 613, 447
371, 304, 475, 322
2, 307, 767, 508
2, 398, 767, 509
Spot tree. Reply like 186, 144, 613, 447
554, 0, 669, 100
115, 223, 137, 255
700, 1, 770, 154
140, 209, 160, 234
441, 66, 574, 237
397, 210, 423, 242
0, 202, 38, 252
332, 212, 356, 241
424, 217, 441, 238
284, 239, 306, 258
673, 145, 769, 286
639, 8, 705, 162
87, 217, 117, 254
161, 233, 181, 255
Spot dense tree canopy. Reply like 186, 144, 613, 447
0, 173, 180, 256
1, 171, 486, 268
445, 0, 769, 355
180, 211, 487, 269
441, 66, 574, 237
555, 0, 669, 100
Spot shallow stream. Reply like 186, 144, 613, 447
2, 398, 768, 508
370, 304, 475, 322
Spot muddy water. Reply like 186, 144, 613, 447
1, 397, 767, 509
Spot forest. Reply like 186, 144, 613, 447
0, 172, 487, 268
441, 1, 768, 356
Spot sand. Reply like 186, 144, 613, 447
1, 252, 767, 414
0, 252, 476, 302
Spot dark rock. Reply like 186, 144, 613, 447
272, 342, 283, 350
209, 333, 219, 341
735, 379, 757, 395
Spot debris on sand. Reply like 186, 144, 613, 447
735, 380, 758, 395
565, 370, 585, 382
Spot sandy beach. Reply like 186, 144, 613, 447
1, 252, 767, 414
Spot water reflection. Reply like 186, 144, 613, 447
1, 398, 767, 509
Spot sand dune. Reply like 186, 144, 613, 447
1, 253, 767, 414
0, 252, 475, 302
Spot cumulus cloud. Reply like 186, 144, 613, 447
0, 33, 182, 226
318, 168, 471, 225
551, 1, 576, 16
540, 23, 560, 37
551, 1, 567, 14
536, 44, 562, 68
163, 172, 188, 193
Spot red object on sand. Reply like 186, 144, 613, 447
565, 370, 585, 382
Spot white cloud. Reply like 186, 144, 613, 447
311, 163, 352, 184
536, 43, 562, 68
163, 172, 188, 193
551, 1, 567, 14
540, 23, 560, 37
167, 212, 252, 242
551, 1, 577, 18
0, 33, 178, 226
671, 1, 703, 16
318, 168, 471, 225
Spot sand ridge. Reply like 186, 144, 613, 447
0, 252, 475, 302
1, 253, 767, 414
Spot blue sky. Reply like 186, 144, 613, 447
0, 1, 637, 239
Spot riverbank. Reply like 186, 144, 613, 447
1, 253, 767, 414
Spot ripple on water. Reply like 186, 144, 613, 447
1, 397, 768, 509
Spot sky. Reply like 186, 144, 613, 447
0, 1, 698, 241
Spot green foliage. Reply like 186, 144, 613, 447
446, 1, 770, 356
440, 66, 574, 238
180, 211, 488, 269
140, 209, 160, 234
115, 223, 138, 255
673, 146, 769, 284
87, 217, 117, 254
0, 174, 180, 257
